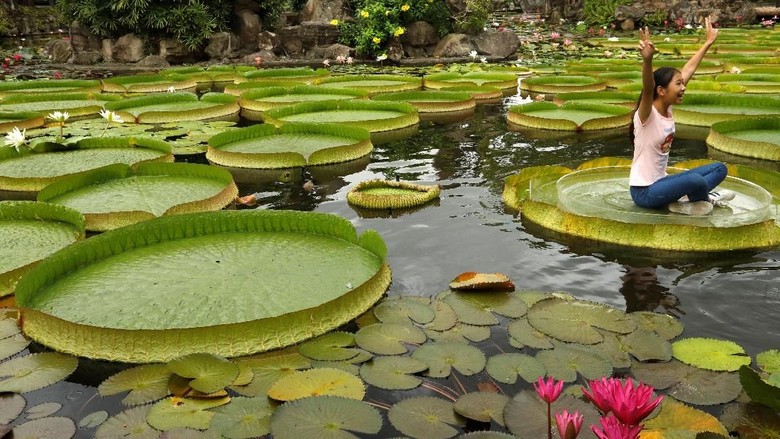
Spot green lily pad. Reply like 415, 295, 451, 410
267, 367, 365, 401
503, 390, 601, 439
230, 350, 311, 397
16, 210, 391, 363
457, 432, 518, 439
590, 332, 632, 368
388, 396, 465, 439
708, 116, 780, 161
94, 405, 158, 439
672, 338, 751, 371
310, 360, 360, 376
26, 402, 61, 419
443, 290, 528, 325
359, 356, 428, 390
720, 402, 780, 439
757, 349, 780, 375
263, 100, 419, 134
299, 332, 361, 361
11, 416, 76, 439
425, 323, 491, 344
146, 395, 230, 431
270, 395, 382, 439
528, 297, 636, 344
536, 344, 612, 382
0, 333, 30, 362
0, 393, 25, 424
411, 342, 486, 378
453, 392, 509, 425
78, 411, 109, 429
507, 101, 631, 131
167, 353, 240, 395
208, 396, 272, 439
633, 359, 742, 405
98, 363, 172, 406
622, 328, 673, 362
632, 311, 685, 340
0, 352, 78, 393
424, 300, 458, 331
740, 365, 780, 412
507, 318, 554, 350
373, 297, 435, 325
354, 323, 427, 355
641, 398, 730, 437
485, 353, 546, 385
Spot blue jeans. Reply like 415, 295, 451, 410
630, 162, 727, 209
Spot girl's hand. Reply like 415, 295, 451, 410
638, 26, 655, 60
704, 17, 718, 45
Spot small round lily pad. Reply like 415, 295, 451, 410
672, 337, 751, 371
388, 396, 465, 439
359, 356, 428, 390
0, 352, 79, 393
267, 367, 365, 401
270, 395, 382, 439
167, 353, 240, 394
98, 364, 172, 406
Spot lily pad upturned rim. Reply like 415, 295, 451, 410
347, 179, 441, 209
371, 90, 476, 113
519, 75, 606, 93
262, 99, 420, 133
15, 210, 391, 363
103, 92, 240, 124
707, 116, 780, 161
507, 101, 632, 131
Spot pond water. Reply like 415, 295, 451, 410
10, 85, 780, 437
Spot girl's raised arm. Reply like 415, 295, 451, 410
680, 17, 718, 84
637, 26, 656, 125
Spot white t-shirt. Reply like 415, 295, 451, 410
629, 106, 675, 187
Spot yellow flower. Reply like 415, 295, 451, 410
360, 10, 369, 17
329, 19, 339, 25
372, 36, 381, 44
401, 4, 410, 11
394, 27, 405, 36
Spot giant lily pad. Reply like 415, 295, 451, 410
37, 162, 237, 231
674, 94, 780, 127
262, 100, 419, 134
632, 359, 741, 406
101, 74, 198, 94
239, 86, 368, 120
347, 179, 441, 210
0, 201, 85, 297
0, 92, 121, 119
520, 75, 606, 93
0, 112, 45, 132
207, 123, 373, 169
372, 90, 475, 115
317, 74, 422, 94
507, 101, 632, 131
15, 210, 391, 362
707, 116, 780, 161
270, 395, 382, 439
104, 92, 239, 124
714, 73, 780, 94
0, 136, 173, 192
423, 72, 519, 90
244, 67, 330, 83
0, 79, 101, 98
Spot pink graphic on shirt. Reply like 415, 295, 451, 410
660, 132, 674, 154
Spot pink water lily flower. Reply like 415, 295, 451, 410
555, 410, 583, 439
591, 414, 643, 439
582, 378, 663, 426
534, 376, 564, 403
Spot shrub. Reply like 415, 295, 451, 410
54, 0, 232, 51
581, 0, 632, 28
453, 0, 491, 35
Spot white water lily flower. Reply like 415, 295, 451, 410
376, 53, 388, 62
480, 56, 488, 64
100, 109, 123, 124
469, 50, 478, 60
664, 37, 671, 42
607, 36, 619, 41
685, 24, 692, 29
730, 66, 742, 74
47, 111, 70, 122
4, 127, 26, 152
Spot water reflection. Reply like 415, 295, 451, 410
620, 266, 685, 317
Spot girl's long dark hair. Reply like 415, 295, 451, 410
628, 67, 680, 145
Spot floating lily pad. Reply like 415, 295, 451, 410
147, 395, 229, 431
94, 405, 158, 439
318, 74, 422, 94
78, 411, 109, 429
0, 352, 78, 393
739, 365, 780, 412
98, 363, 172, 406
486, 353, 546, 385
536, 344, 612, 382
0, 393, 25, 424
503, 390, 600, 439
0, 330, 29, 361
423, 72, 518, 90
239, 86, 367, 119
354, 323, 426, 355
720, 402, 780, 439
11, 416, 76, 439
672, 338, 751, 371
632, 311, 684, 340
270, 395, 382, 439
0, 92, 120, 119
26, 402, 62, 419
347, 179, 440, 210
38, 162, 238, 231
262, 100, 419, 134
707, 116, 780, 161
632, 360, 741, 405
104, 92, 239, 124
425, 300, 458, 332
208, 396, 272, 439
425, 322, 491, 344
590, 332, 632, 368
16, 210, 390, 363
411, 341, 486, 377
439, 85, 503, 103
448, 272, 515, 291
299, 332, 361, 361
167, 353, 240, 394
0, 201, 85, 297
388, 396, 465, 439
373, 297, 435, 325
453, 392, 509, 425
207, 123, 372, 169
528, 297, 636, 344
244, 67, 330, 83
267, 367, 365, 401
641, 398, 729, 437
622, 328, 673, 362
456, 432, 517, 438
757, 349, 780, 375
359, 356, 428, 390
507, 101, 631, 131
167, 373, 229, 399
230, 350, 311, 397
0, 111, 45, 132
372, 90, 475, 116
675, 94, 780, 127
520, 75, 606, 93
101, 74, 197, 94
0, 79, 101, 98
442, 291, 524, 326
507, 318, 554, 350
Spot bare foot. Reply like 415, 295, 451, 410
235, 194, 258, 206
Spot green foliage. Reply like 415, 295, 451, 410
338, 0, 451, 57
453, 0, 491, 35
642, 9, 668, 28
581, 0, 632, 28
54, 0, 232, 51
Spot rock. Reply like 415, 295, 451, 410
205, 32, 240, 59
276, 27, 304, 55
445, 0, 467, 16
70, 50, 102, 65
113, 33, 145, 63
137, 55, 170, 68
235, 9, 262, 49
69, 20, 101, 53
258, 31, 280, 52
159, 39, 199, 64
615, 5, 644, 21
299, 21, 340, 49
402, 21, 439, 47
242, 50, 277, 65
432, 33, 475, 58
323, 43, 352, 59
46, 39, 72, 64
404, 46, 428, 58
300, 0, 349, 22
101, 39, 113, 62
472, 30, 518, 58
620, 18, 635, 31
386, 38, 404, 62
